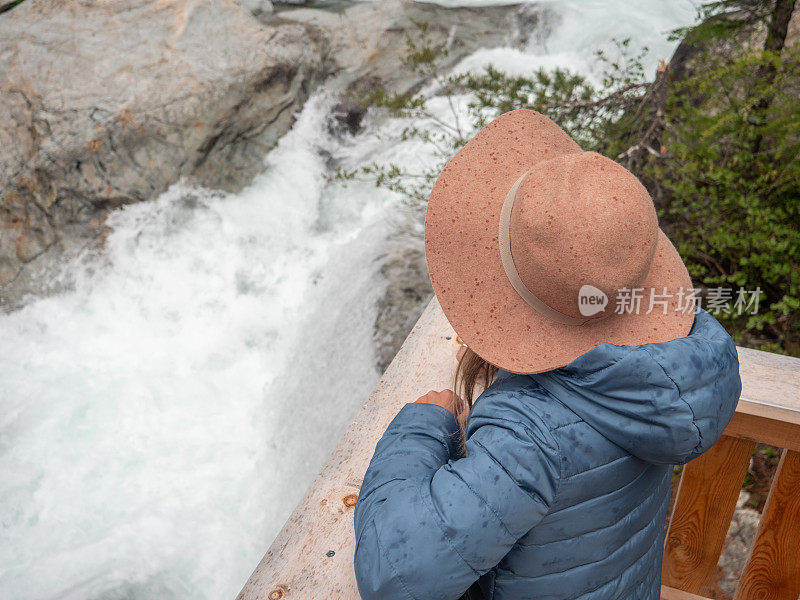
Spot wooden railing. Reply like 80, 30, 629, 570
661, 346, 800, 600
236, 297, 800, 600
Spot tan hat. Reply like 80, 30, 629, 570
424, 109, 695, 374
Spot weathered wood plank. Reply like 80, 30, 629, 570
724, 401, 800, 452
725, 348, 800, 452
660, 585, 709, 600
662, 435, 756, 596
735, 449, 800, 600
236, 298, 459, 600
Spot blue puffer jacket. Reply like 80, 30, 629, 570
353, 308, 741, 600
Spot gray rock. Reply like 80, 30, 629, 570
234, 0, 274, 17
278, 0, 519, 102
373, 207, 434, 372
717, 491, 761, 597
0, 0, 326, 306
0, 0, 519, 308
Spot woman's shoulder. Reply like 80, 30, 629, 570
465, 374, 567, 501
468, 372, 580, 444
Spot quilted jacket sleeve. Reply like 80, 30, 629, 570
353, 400, 561, 600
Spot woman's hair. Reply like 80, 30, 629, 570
453, 346, 498, 451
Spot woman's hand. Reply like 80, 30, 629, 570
415, 389, 456, 416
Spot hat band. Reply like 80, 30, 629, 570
498, 170, 596, 327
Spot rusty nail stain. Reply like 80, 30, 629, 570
342, 493, 358, 508
268, 589, 285, 600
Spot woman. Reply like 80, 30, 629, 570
353, 110, 741, 600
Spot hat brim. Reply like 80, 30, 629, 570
424, 109, 695, 374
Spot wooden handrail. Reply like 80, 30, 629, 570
663, 343, 800, 600
235, 297, 800, 600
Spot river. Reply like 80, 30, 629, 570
0, 2, 698, 598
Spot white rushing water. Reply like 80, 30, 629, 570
0, 2, 698, 599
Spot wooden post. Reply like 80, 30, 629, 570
735, 450, 800, 600
662, 435, 755, 596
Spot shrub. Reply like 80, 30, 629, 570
653, 46, 800, 352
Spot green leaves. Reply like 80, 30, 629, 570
622, 21, 800, 351
656, 43, 800, 349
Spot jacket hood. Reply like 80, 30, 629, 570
527, 308, 742, 465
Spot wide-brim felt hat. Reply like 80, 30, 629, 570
424, 109, 695, 374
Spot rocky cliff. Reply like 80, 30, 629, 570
0, 0, 518, 307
